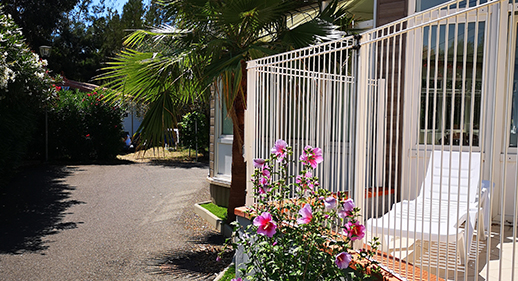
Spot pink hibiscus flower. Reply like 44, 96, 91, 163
299, 145, 323, 168
335, 252, 352, 269
324, 196, 337, 210
261, 165, 271, 179
253, 212, 277, 238
271, 139, 288, 162
338, 198, 355, 219
257, 179, 271, 194
296, 171, 314, 190
343, 221, 365, 241
297, 204, 313, 225
253, 158, 266, 169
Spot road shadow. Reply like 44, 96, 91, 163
149, 232, 234, 279
147, 159, 209, 169
0, 165, 84, 254
49, 158, 135, 166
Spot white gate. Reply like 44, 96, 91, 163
246, 0, 518, 280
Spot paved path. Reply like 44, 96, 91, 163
0, 162, 228, 280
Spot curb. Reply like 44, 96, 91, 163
213, 263, 234, 281
194, 201, 233, 238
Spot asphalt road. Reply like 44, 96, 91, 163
0, 161, 230, 281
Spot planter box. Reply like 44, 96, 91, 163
194, 201, 232, 237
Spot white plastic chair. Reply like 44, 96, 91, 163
366, 151, 490, 265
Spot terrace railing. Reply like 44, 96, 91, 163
245, 0, 518, 280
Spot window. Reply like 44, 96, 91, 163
415, 0, 488, 12
416, 0, 450, 12
419, 22, 485, 146
221, 102, 233, 135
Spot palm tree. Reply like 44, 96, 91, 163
100, 0, 353, 222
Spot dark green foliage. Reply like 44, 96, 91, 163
46, 0, 154, 82
121, 0, 145, 29
47, 89, 124, 160
48, 5, 127, 82
0, 8, 53, 187
2, 0, 79, 50
178, 111, 209, 155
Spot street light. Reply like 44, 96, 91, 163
39, 45, 51, 58
39, 45, 51, 162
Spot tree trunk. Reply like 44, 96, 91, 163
226, 61, 248, 223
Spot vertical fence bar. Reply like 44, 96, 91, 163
244, 1, 517, 279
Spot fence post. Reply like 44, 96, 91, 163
353, 35, 369, 249
245, 60, 258, 206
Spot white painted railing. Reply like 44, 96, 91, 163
246, 0, 518, 280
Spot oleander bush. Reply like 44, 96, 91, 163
47, 89, 124, 160
0, 7, 55, 186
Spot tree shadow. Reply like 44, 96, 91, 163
147, 159, 209, 169
149, 232, 234, 278
49, 158, 135, 166
0, 165, 85, 254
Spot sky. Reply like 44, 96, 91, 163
91, 0, 151, 14
104, 0, 126, 13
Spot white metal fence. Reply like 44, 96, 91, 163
245, 0, 518, 280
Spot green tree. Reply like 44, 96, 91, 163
2, 0, 79, 50
101, 0, 352, 221
121, 0, 145, 30
47, 0, 149, 81
144, 1, 168, 27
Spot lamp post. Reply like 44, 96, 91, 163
39, 46, 51, 58
39, 45, 51, 162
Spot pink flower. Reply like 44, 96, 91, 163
231, 278, 243, 281
300, 145, 323, 168
338, 198, 355, 219
253, 158, 266, 169
253, 212, 277, 238
257, 178, 271, 195
296, 171, 314, 190
271, 139, 288, 162
335, 252, 352, 269
342, 198, 355, 212
324, 196, 337, 210
261, 165, 271, 179
343, 221, 365, 241
216, 256, 222, 262
297, 204, 313, 225
258, 177, 269, 186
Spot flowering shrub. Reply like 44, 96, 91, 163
0, 10, 53, 94
0, 7, 56, 185
224, 140, 380, 281
47, 89, 124, 160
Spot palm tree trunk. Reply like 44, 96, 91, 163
226, 61, 248, 223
